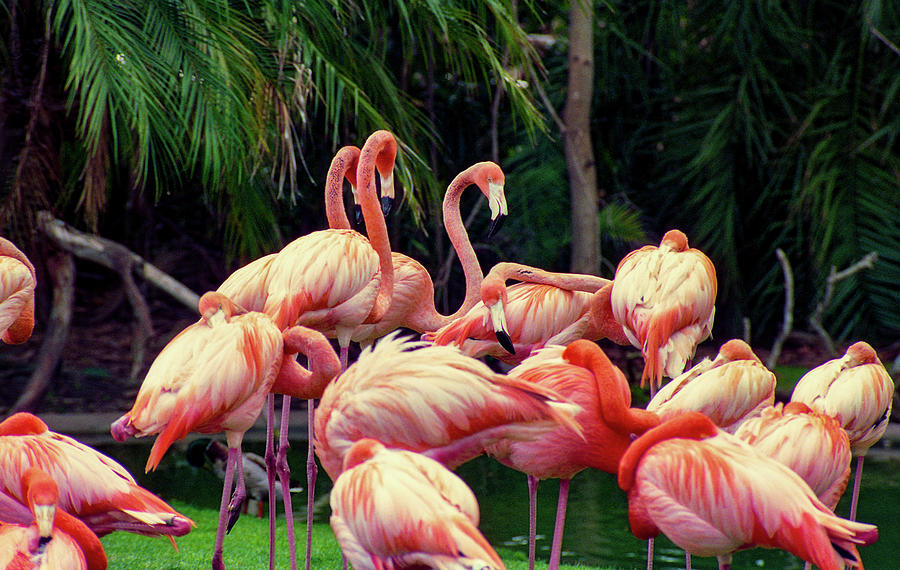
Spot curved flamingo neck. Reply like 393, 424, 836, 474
617, 412, 717, 492
486, 262, 611, 292
325, 146, 361, 230
587, 284, 630, 345
440, 165, 491, 323
357, 132, 395, 322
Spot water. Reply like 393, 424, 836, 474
103, 442, 898, 569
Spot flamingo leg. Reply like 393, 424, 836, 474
226, 449, 247, 533
305, 399, 318, 570
212, 446, 241, 570
276, 396, 298, 570
548, 478, 570, 570
849, 455, 864, 521
527, 474, 538, 570
265, 394, 277, 570
686, 551, 692, 569
339, 345, 349, 370
646, 538, 654, 570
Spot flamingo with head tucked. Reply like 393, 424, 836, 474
0, 236, 36, 344
610, 229, 717, 395
426, 263, 628, 364
619, 412, 878, 570
0, 413, 193, 542
485, 340, 659, 570
110, 292, 338, 570
329, 439, 505, 570
0, 467, 107, 570
790, 341, 894, 521
646, 339, 776, 434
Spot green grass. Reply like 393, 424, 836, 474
100, 501, 607, 569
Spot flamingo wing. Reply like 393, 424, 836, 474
0, 254, 36, 344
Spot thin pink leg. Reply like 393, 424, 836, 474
212, 447, 241, 570
265, 395, 277, 570
277, 396, 298, 570
527, 474, 538, 570
339, 344, 349, 370
646, 538, 654, 570
686, 551, 692, 569
849, 455, 864, 521
305, 400, 317, 570
548, 478, 570, 570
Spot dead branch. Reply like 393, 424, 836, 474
767, 249, 794, 370
808, 252, 878, 357
11, 250, 74, 413
37, 211, 200, 310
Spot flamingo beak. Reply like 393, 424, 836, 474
488, 301, 515, 355
487, 182, 508, 238
33, 504, 55, 538
379, 172, 395, 218
353, 204, 364, 226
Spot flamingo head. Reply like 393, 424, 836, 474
470, 162, 507, 238
844, 341, 879, 368
198, 291, 245, 325
22, 468, 58, 539
359, 130, 397, 220
715, 339, 761, 364
342, 438, 385, 472
660, 229, 689, 252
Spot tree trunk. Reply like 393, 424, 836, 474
564, 0, 599, 274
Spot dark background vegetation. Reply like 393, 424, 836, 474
2, 1, 899, 413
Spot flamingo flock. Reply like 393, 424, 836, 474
0, 129, 893, 570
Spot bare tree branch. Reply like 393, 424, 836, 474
767, 248, 794, 370
809, 252, 878, 356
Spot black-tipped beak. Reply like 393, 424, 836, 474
381, 196, 394, 218
226, 499, 244, 534
487, 214, 506, 239
38, 535, 52, 549
353, 204, 364, 227
495, 329, 516, 355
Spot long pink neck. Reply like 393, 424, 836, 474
438, 165, 491, 323
324, 146, 360, 230
485, 262, 610, 293
356, 133, 394, 322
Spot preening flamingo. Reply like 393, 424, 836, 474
0, 468, 106, 570
485, 340, 658, 570
610, 229, 717, 394
736, 402, 851, 511
790, 341, 894, 521
646, 339, 775, 434
0, 236, 36, 344
0, 413, 192, 540
110, 292, 338, 570
618, 412, 878, 570
329, 439, 505, 570
426, 263, 627, 364
314, 333, 582, 483
217, 130, 395, 570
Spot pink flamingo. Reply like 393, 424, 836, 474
610, 229, 717, 394
485, 340, 659, 570
619, 412, 878, 570
0, 468, 107, 569
326, 160, 508, 344
314, 333, 581, 483
110, 292, 339, 570
426, 263, 628, 364
0, 413, 193, 541
0, 236, 36, 344
216, 131, 395, 570
736, 402, 852, 511
790, 341, 894, 521
329, 439, 505, 570
646, 339, 776, 434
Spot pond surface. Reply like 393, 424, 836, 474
103, 441, 898, 569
